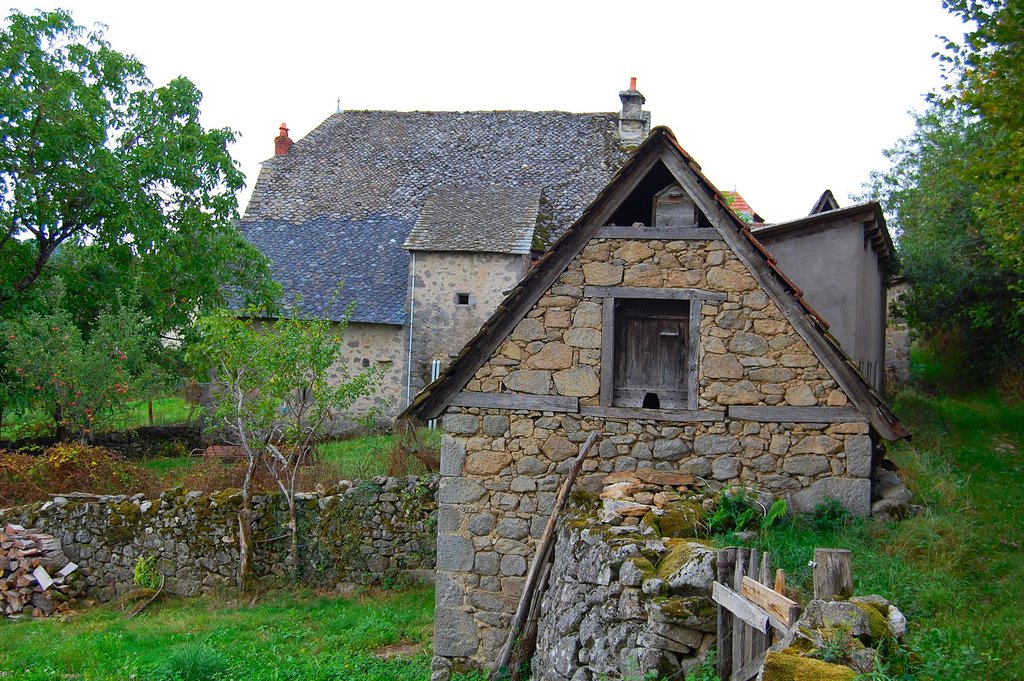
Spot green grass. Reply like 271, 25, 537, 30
723, 388, 1023, 679
0, 584, 487, 680
316, 434, 394, 479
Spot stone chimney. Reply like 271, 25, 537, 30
618, 77, 651, 142
274, 123, 293, 156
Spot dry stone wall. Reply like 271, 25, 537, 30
432, 236, 876, 675
0, 476, 437, 601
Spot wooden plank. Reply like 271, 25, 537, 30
813, 548, 853, 600
716, 548, 736, 681
743, 550, 756, 671
585, 286, 728, 302
732, 549, 749, 677
600, 297, 615, 407
491, 433, 600, 680
448, 391, 579, 413
741, 576, 800, 629
727, 406, 867, 423
734, 653, 767, 681
580, 406, 724, 422
687, 300, 701, 411
595, 225, 720, 240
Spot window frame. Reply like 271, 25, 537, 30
591, 286, 726, 412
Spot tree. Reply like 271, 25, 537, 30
0, 9, 278, 328
0, 290, 167, 441
864, 0, 1024, 377
187, 303, 381, 590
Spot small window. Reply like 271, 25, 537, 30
456, 293, 470, 306
613, 299, 690, 409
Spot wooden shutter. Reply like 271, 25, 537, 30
613, 300, 690, 408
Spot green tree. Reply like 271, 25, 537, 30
187, 303, 381, 589
0, 291, 167, 441
0, 9, 277, 329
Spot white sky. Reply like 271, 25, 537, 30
15, 1, 966, 221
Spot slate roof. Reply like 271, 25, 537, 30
403, 186, 539, 254
240, 216, 409, 325
241, 110, 637, 324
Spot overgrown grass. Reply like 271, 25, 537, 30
722, 388, 1022, 679
0, 585, 482, 680
317, 434, 394, 479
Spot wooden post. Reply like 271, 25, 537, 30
490, 432, 599, 681
716, 548, 736, 681
813, 548, 853, 600
148, 400, 154, 427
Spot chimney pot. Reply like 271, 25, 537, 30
275, 122, 293, 156
630, 76, 637, 91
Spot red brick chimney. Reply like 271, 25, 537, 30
274, 123, 293, 156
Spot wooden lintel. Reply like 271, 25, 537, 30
595, 226, 720, 240
449, 391, 579, 413
712, 581, 770, 634
584, 286, 728, 302
727, 406, 867, 423
581, 405, 725, 422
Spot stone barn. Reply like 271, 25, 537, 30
401, 126, 907, 675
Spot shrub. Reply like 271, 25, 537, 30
0, 443, 155, 505
134, 555, 161, 591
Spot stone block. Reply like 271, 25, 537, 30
474, 551, 499, 575
504, 370, 552, 394
583, 262, 623, 286
435, 533, 474, 572
553, 366, 600, 396
785, 384, 817, 406
511, 317, 546, 341
439, 435, 467, 476
728, 332, 768, 356
694, 434, 740, 456
711, 457, 741, 480
715, 380, 761, 405
500, 554, 527, 576
527, 343, 574, 370
653, 439, 689, 460
434, 608, 478, 656
545, 309, 571, 328
614, 241, 655, 263
442, 414, 479, 435
543, 433, 578, 461
791, 435, 842, 456
845, 435, 873, 478
466, 450, 513, 476
438, 477, 487, 504
791, 477, 872, 517
679, 457, 711, 478
564, 328, 601, 349
572, 301, 602, 328
707, 267, 756, 292
783, 454, 830, 476
482, 415, 511, 437
468, 512, 497, 536
435, 572, 465, 608
702, 354, 743, 379
496, 518, 530, 540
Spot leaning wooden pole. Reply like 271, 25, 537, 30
490, 431, 600, 681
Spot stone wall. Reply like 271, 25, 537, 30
885, 281, 911, 388
408, 252, 531, 405
432, 235, 876, 673
533, 519, 716, 680
1, 425, 203, 459
0, 476, 437, 600
328, 321, 409, 428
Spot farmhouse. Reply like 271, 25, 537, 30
239, 83, 652, 424
401, 126, 907, 671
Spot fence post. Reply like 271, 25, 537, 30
148, 400, 154, 427
813, 548, 853, 600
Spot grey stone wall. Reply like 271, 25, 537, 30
407, 251, 531, 406
533, 521, 716, 680
0, 476, 437, 601
885, 281, 911, 387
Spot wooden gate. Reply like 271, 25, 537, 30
712, 547, 801, 681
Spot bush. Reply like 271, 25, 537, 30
0, 443, 155, 505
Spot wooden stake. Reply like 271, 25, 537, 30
490, 431, 599, 681
774, 568, 786, 594
813, 548, 853, 600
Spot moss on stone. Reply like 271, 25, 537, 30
851, 601, 890, 642
640, 510, 662, 537
623, 555, 656, 580
762, 650, 856, 681
655, 539, 696, 580
659, 501, 707, 538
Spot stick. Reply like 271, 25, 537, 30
490, 431, 599, 680
127, 572, 165, 619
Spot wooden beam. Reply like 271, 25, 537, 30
712, 581, 770, 634
584, 286, 728, 302
449, 391, 579, 413
687, 300, 701, 411
727, 406, 867, 423
580, 405, 725, 422
594, 226, 720, 240
600, 297, 615, 407
741, 576, 801, 629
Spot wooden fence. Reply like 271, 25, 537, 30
712, 547, 801, 681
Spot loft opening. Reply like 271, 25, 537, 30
606, 162, 712, 229
612, 299, 691, 409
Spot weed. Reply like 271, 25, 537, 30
707, 486, 760, 534
156, 641, 229, 680
811, 497, 850, 532
133, 554, 161, 590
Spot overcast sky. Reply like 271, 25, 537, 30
14, 1, 965, 221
